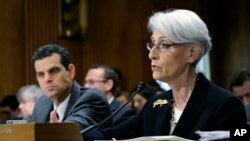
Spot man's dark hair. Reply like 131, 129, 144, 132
130, 83, 155, 100
0, 95, 19, 111
89, 64, 119, 95
32, 44, 71, 70
228, 68, 250, 91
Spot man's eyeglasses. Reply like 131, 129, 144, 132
236, 93, 250, 100
146, 41, 189, 52
83, 80, 107, 85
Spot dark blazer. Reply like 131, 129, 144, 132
84, 73, 247, 140
244, 104, 250, 124
27, 81, 112, 131
110, 99, 136, 126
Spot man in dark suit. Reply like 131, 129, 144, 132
84, 64, 136, 126
228, 68, 250, 124
27, 44, 112, 131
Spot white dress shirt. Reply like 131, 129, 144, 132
53, 94, 71, 122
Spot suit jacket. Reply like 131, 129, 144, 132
84, 73, 247, 140
244, 104, 250, 124
27, 81, 112, 131
110, 99, 136, 126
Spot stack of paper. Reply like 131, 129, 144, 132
195, 130, 230, 141
95, 131, 230, 141
95, 136, 194, 141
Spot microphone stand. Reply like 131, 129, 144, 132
81, 81, 145, 134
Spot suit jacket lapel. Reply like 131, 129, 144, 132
39, 98, 53, 122
63, 81, 81, 120
172, 73, 211, 137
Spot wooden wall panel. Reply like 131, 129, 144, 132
1, 0, 250, 100
24, 0, 59, 84
201, 0, 250, 87
24, 0, 84, 85
225, 0, 250, 86
81, 0, 154, 90
81, 0, 201, 90
0, 0, 25, 99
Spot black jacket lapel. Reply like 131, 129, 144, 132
172, 73, 211, 137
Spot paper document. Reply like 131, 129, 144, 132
195, 130, 230, 141
95, 135, 194, 141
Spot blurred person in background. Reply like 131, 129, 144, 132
131, 84, 155, 112
228, 68, 250, 104
228, 68, 250, 123
84, 64, 136, 126
115, 91, 131, 107
17, 84, 43, 118
148, 80, 166, 94
0, 95, 22, 120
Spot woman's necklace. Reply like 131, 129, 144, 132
170, 93, 191, 134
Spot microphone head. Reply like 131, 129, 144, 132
136, 81, 145, 91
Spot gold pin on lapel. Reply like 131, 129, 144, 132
153, 99, 168, 108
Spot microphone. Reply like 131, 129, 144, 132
81, 81, 145, 134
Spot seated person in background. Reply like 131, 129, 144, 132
228, 68, 250, 122
113, 68, 133, 107
148, 79, 166, 94
28, 44, 112, 131
83, 8, 246, 141
17, 84, 43, 118
84, 64, 136, 126
245, 104, 250, 124
228, 68, 250, 104
115, 91, 131, 107
0, 95, 22, 120
131, 83, 155, 112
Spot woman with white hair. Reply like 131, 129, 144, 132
17, 84, 43, 117
83, 8, 246, 140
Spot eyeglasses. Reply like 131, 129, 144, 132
83, 80, 107, 85
236, 93, 250, 100
146, 41, 189, 52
